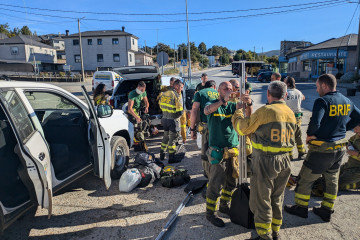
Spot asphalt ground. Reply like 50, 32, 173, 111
2, 66, 360, 240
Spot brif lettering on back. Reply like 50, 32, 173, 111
329, 104, 351, 116
271, 128, 294, 142
160, 96, 171, 104
207, 91, 219, 99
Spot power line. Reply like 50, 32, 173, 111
0, 0, 349, 16
0, 1, 351, 23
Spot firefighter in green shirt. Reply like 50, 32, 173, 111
128, 81, 149, 150
190, 80, 219, 178
203, 81, 244, 228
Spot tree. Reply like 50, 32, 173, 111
0, 23, 10, 36
177, 42, 201, 63
153, 43, 174, 57
198, 42, 207, 55
199, 56, 209, 68
219, 54, 230, 65
20, 26, 32, 35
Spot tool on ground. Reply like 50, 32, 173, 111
155, 179, 207, 240
230, 61, 255, 229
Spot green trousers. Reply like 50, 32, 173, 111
250, 150, 291, 240
295, 117, 306, 154
339, 157, 360, 190
161, 118, 180, 154
295, 149, 345, 210
205, 147, 237, 213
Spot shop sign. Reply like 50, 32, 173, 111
300, 50, 347, 61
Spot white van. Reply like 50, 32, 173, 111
92, 71, 122, 93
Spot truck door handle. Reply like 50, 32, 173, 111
38, 152, 45, 161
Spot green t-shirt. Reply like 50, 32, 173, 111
193, 88, 219, 122
206, 100, 239, 148
245, 82, 252, 93
128, 89, 147, 112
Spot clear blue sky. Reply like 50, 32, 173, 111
0, 0, 357, 52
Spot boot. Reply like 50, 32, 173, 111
246, 236, 266, 240
206, 211, 225, 228
284, 205, 308, 218
168, 153, 181, 163
298, 152, 306, 160
273, 231, 280, 240
219, 203, 231, 217
313, 206, 334, 222
160, 150, 165, 161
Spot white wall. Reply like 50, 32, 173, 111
0, 44, 26, 61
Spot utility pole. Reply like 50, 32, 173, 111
253, 46, 256, 61
174, 43, 176, 69
185, 0, 192, 81
144, 40, 147, 54
262, 47, 264, 61
78, 19, 85, 82
157, 29, 159, 55
355, 10, 360, 76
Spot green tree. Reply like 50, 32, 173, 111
177, 42, 200, 63
20, 26, 32, 35
219, 54, 230, 65
198, 42, 207, 55
0, 23, 10, 36
265, 55, 279, 68
153, 43, 174, 57
199, 56, 209, 68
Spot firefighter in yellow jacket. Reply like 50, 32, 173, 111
159, 79, 184, 163
232, 81, 296, 240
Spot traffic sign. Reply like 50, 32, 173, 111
156, 51, 169, 66
181, 59, 187, 66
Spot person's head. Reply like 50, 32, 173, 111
201, 73, 208, 84
136, 81, 146, 94
173, 79, 184, 93
218, 81, 233, 100
229, 79, 240, 92
285, 76, 296, 89
354, 124, 360, 136
169, 77, 176, 87
271, 72, 281, 82
94, 83, 106, 96
204, 80, 216, 89
267, 81, 287, 103
316, 74, 336, 97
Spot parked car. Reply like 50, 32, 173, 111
0, 82, 133, 234
92, 71, 122, 93
257, 71, 274, 82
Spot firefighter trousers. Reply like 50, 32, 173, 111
197, 122, 210, 177
250, 150, 291, 240
205, 147, 237, 213
161, 118, 180, 154
295, 117, 306, 154
339, 157, 360, 190
294, 149, 345, 211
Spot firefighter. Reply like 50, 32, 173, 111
271, 72, 281, 82
233, 81, 295, 240
285, 74, 360, 222
128, 81, 149, 151
190, 80, 218, 178
159, 79, 184, 163
203, 81, 243, 228
196, 73, 208, 92
284, 76, 306, 160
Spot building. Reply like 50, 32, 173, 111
286, 34, 357, 80
64, 28, 139, 71
280, 40, 312, 57
135, 50, 153, 66
39, 34, 66, 63
0, 34, 58, 71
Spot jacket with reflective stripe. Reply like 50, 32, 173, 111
159, 89, 183, 119
232, 101, 296, 154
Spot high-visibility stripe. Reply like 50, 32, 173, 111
346, 184, 350, 190
295, 198, 309, 206
255, 222, 271, 236
160, 108, 183, 113
251, 141, 293, 153
324, 192, 337, 200
255, 222, 271, 229
222, 189, 233, 196
206, 198, 217, 204
168, 145, 176, 149
213, 113, 232, 118
295, 192, 310, 200
161, 143, 168, 147
181, 124, 186, 128
272, 225, 280, 232
350, 155, 360, 160
297, 144, 305, 148
220, 195, 231, 201
160, 102, 177, 109
353, 183, 357, 189
236, 121, 245, 136
206, 205, 216, 212
322, 201, 334, 209
272, 218, 282, 225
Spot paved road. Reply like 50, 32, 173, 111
2, 67, 360, 240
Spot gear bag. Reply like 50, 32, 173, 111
160, 166, 190, 188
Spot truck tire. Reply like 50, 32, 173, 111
110, 136, 129, 179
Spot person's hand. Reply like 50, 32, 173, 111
306, 135, 316, 144
136, 117, 142, 123
241, 94, 252, 105
144, 107, 149, 113
191, 130, 197, 140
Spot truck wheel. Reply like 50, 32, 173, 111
110, 136, 129, 179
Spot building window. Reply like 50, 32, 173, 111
88, 39, 92, 45
295, 62, 297, 71
74, 55, 81, 63
97, 39, 102, 45
113, 54, 120, 62
97, 54, 104, 62
73, 39, 79, 45
303, 61, 311, 72
132, 39, 135, 45
30, 48, 34, 54
129, 54, 132, 62
112, 38, 119, 45
10, 46, 19, 55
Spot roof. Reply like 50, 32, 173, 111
64, 30, 139, 39
135, 49, 152, 56
304, 34, 357, 51
0, 35, 56, 49
0, 33, 8, 39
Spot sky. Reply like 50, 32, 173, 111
0, 0, 358, 53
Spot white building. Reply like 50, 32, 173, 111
64, 28, 139, 71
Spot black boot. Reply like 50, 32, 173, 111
206, 211, 225, 228
219, 203, 230, 217
246, 236, 266, 240
160, 150, 165, 161
273, 231, 280, 240
298, 152, 306, 160
168, 153, 181, 163
313, 206, 334, 222
284, 205, 308, 218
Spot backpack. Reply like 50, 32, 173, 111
160, 166, 191, 188
137, 165, 156, 188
